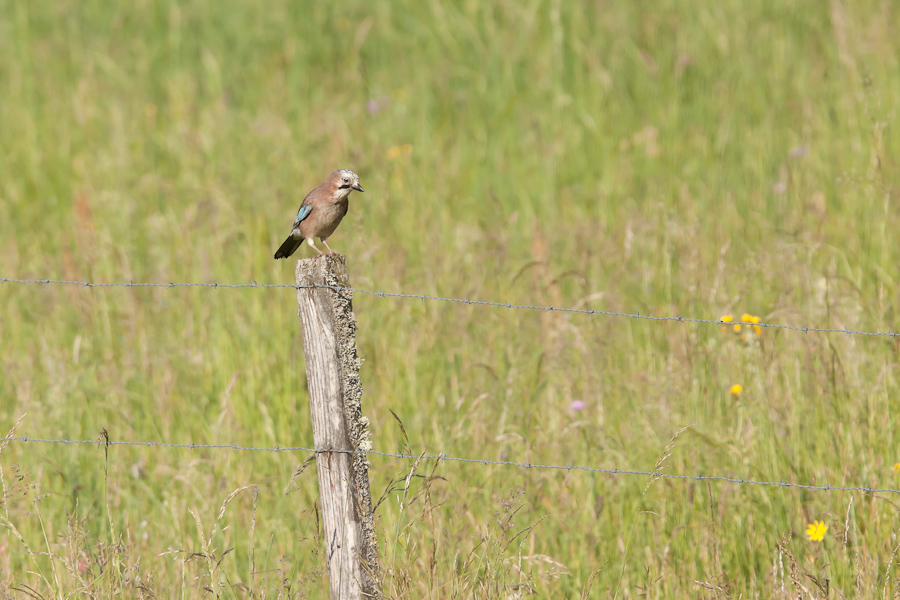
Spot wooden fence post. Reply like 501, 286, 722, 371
295, 255, 379, 600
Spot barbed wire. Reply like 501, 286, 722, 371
1, 277, 896, 339
4, 435, 896, 495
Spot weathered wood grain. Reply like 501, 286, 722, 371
296, 255, 379, 600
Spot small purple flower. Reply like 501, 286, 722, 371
570, 400, 587, 412
367, 95, 390, 115
773, 182, 787, 194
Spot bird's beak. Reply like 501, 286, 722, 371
352, 183, 364, 192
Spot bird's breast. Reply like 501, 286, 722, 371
299, 199, 349, 238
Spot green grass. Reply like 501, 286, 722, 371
1, 0, 899, 597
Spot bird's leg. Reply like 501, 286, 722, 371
306, 237, 325, 255
321, 238, 338, 255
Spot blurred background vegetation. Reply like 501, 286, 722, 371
0, 0, 898, 597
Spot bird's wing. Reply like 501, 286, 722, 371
292, 204, 312, 228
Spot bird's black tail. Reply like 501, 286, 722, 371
274, 236, 303, 259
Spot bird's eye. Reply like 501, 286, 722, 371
342, 178, 348, 183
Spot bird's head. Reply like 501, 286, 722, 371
330, 169, 364, 198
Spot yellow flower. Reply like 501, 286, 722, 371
386, 144, 412, 160
719, 315, 732, 333
806, 521, 827, 542
730, 384, 742, 397
733, 324, 742, 333
893, 463, 900, 473
741, 314, 762, 335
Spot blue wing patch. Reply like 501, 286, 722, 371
295, 205, 312, 223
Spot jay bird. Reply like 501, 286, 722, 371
274, 169, 364, 259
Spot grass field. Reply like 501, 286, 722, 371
1, 0, 899, 597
